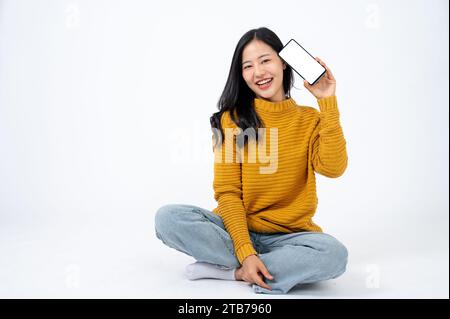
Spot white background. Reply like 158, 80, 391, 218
0, 0, 448, 298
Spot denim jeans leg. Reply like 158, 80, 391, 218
154, 204, 241, 269
251, 231, 349, 294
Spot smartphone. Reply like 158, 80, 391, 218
278, 39, 326, 85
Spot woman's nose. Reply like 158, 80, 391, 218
254, 65, 265, 77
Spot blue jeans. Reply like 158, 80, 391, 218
154, 203, 348, 295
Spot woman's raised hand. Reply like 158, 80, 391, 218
303, 57, 337, 99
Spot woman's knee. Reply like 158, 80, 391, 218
154, 204, 187, 239
322, 236, 348, 277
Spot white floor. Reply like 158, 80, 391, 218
0, 210, 448, 299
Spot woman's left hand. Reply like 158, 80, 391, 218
303, 57, 336, 99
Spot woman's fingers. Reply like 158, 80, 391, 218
256, 262, 273, 290
326, 68, 335, 81
316, 57, 328, 72
240, 255, 274, 290
260, 264, 274, 280
315, 57, 325, 67
304, 79, 311, 88
243, 273, 270, 290
315, 57, 335, 81
253, 273, 272, 290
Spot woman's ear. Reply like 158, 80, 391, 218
283, 63, 286, 70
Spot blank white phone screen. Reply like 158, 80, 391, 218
278, 39, 326, 85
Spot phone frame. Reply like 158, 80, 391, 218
279, 38, 326, 86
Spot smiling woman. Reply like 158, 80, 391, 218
209, 28, 294, 151
241, 43, 287, 100
154, 26, 349, 295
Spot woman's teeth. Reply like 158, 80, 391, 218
257, 78, 272, 85
257, 78, 273, 89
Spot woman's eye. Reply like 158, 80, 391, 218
243, 60, 269, 70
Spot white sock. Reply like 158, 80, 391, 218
184, 262, 237, 281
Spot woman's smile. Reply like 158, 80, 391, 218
256, 78, 273, 90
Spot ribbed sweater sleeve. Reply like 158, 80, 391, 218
212, 111, 258, 264
310, 95, 348, 178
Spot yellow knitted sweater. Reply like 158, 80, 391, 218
212, 95, 347, 264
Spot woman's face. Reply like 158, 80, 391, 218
241, 39, 286, 102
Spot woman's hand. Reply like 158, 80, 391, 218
303, 57, 336, 99
235, 254, 274, 290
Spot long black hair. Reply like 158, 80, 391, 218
210, 27, 294, 149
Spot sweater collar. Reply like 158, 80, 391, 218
253, 96, 297, 113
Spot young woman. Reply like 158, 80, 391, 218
155, 27, 349, 295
